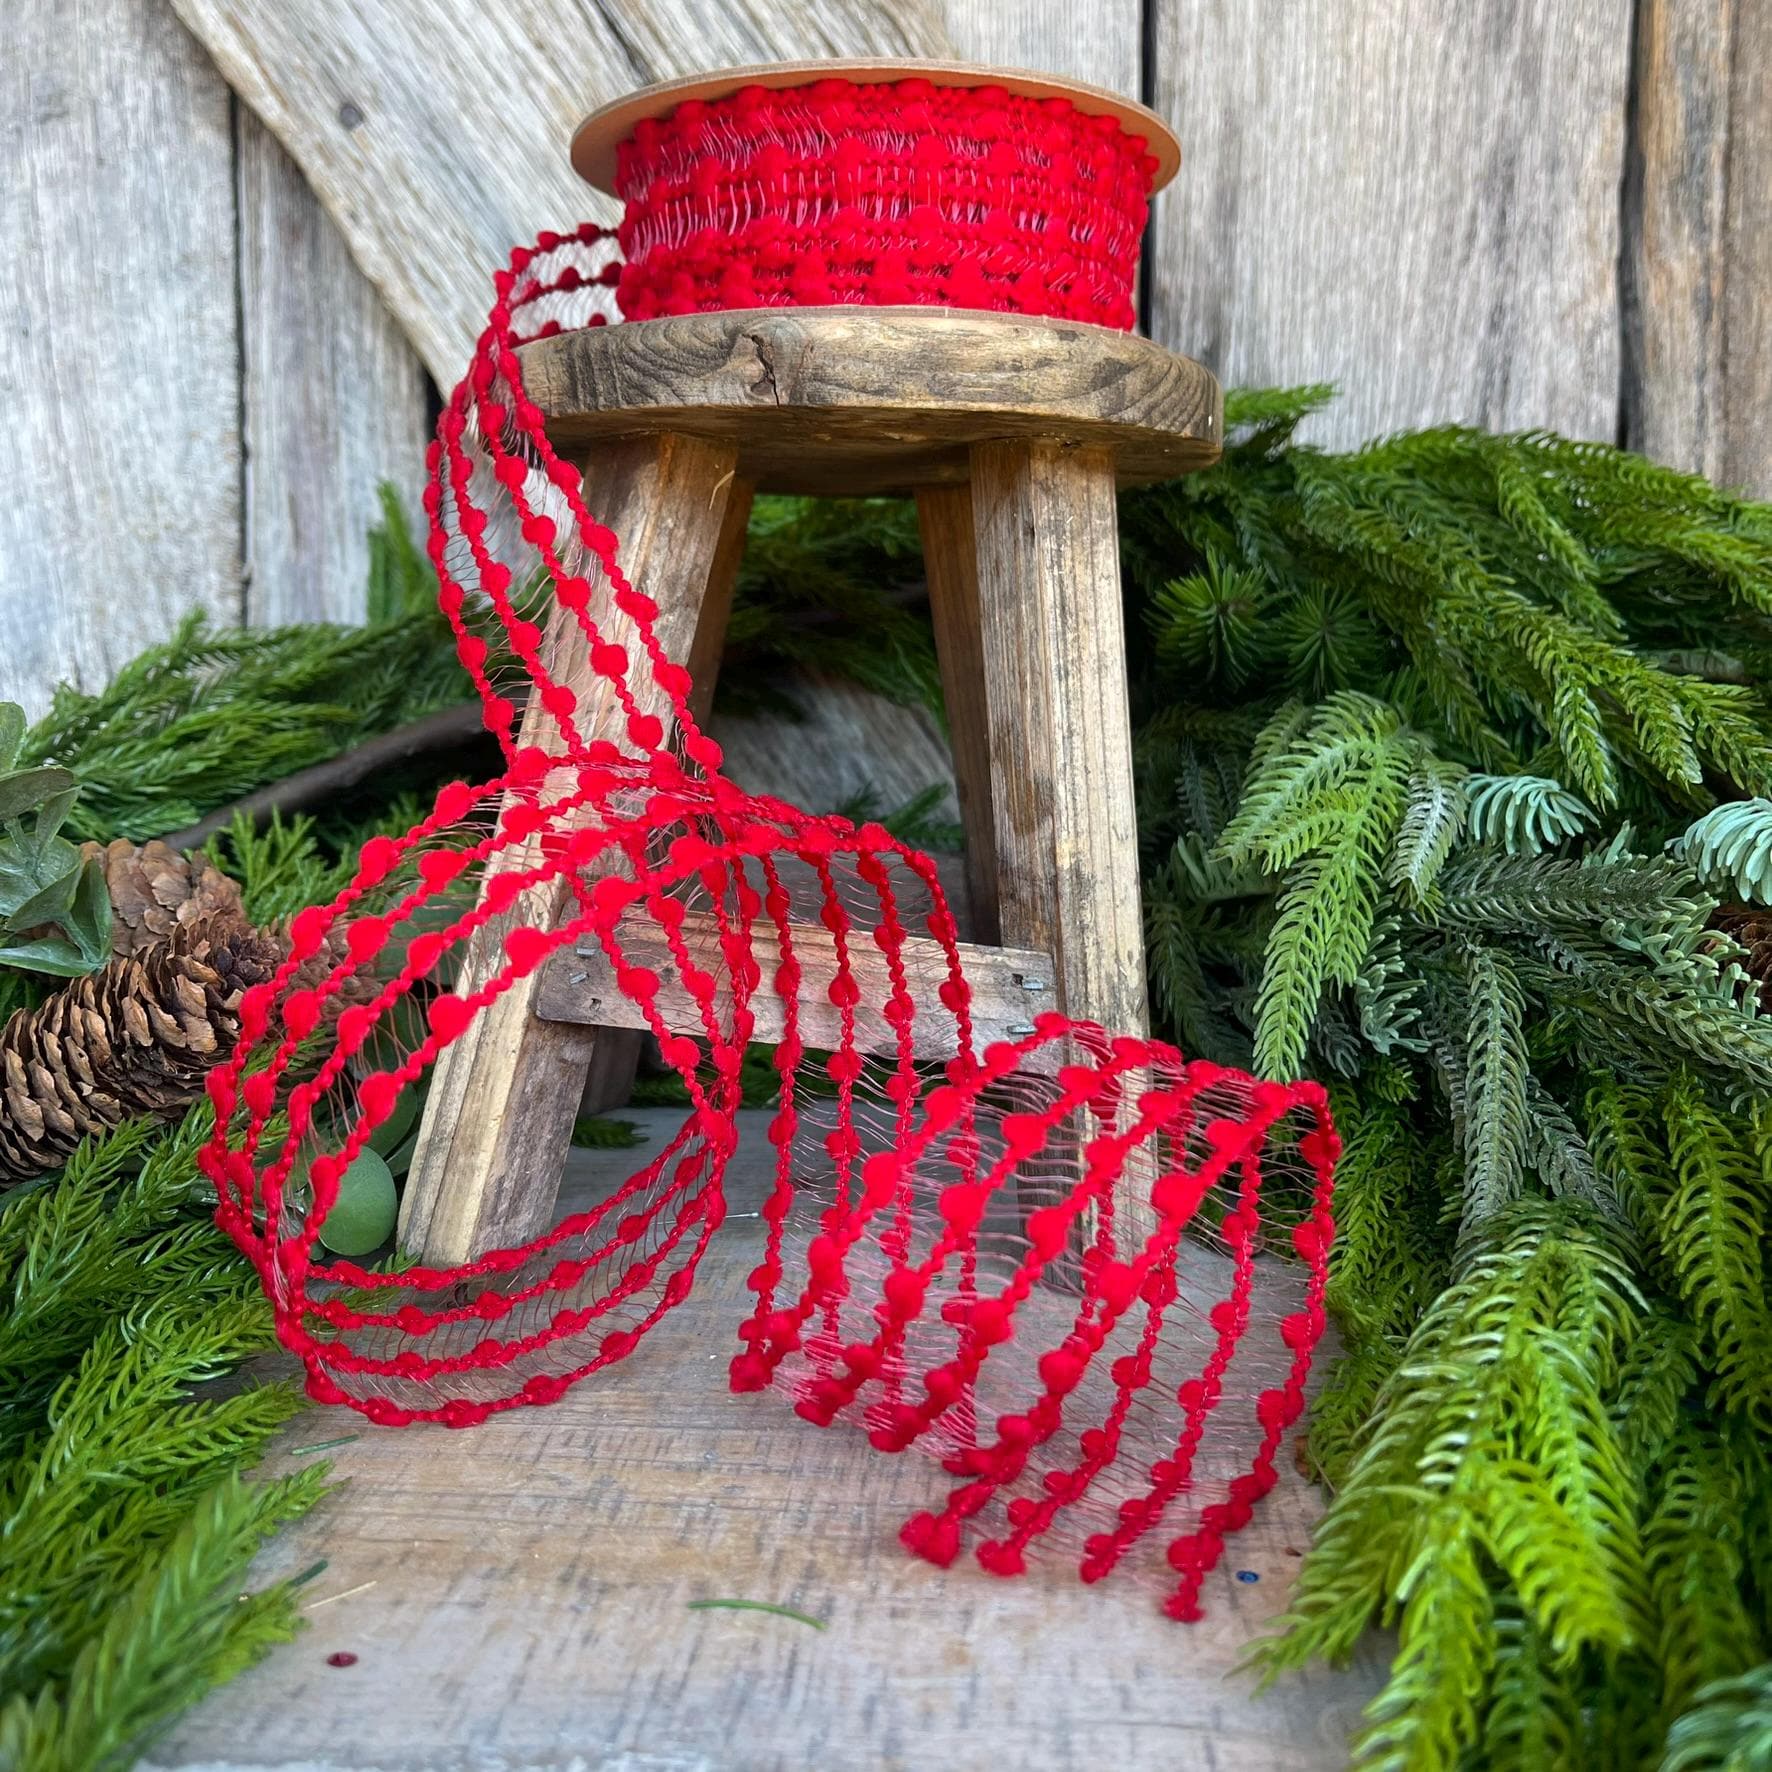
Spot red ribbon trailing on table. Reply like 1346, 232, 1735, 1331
198, 77, 1338, 1622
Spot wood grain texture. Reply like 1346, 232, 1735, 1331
237, 109, 432, 625
520, 307, 1223, 496
970, 442, 1147, 1039
688, 479, 757, 725
1, 0, 241, 721
710, 674, 959, 826
576, 475, 754, 1118
171, 0, 953, 388
1626, 0, 1772, 494
932, 0, 1139, 97
149, 1111, 1386, 1772
1148, 0, 1634, 448
970, 441, 1150, 1237
539, 909, 1057, 1067
919, 484, 1000, 944
399, 433, 742, 1265
706, 674, 975, 936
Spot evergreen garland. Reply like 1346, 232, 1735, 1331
0, 1104, 332, 1768
1125, 396, 1772, 1767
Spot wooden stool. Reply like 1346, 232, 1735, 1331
398, 305, 1221, 1265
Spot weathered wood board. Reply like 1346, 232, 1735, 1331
935, 0, 1140, 96
1625, 0, 1772, 497
517, 305, 1222, 496
146, 1109, 1388, 1772
537, 910, 1058, 1067
970, 442, 1149, 1051
237, 110, 432, 625
1, 0, 241, 720
1147, 0, 1636, 449
13, 0, 1772, 726
2, 0, 438, 718
170, 0, 953, 387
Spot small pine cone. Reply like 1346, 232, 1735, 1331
278, 921, 382, 1011
0, 912, 283, 1187
82, 838, 244, 957
1710, 903, 1772, 1015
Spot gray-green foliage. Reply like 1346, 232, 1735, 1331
1676, 800, 1772, 904
0, 705, 109, 977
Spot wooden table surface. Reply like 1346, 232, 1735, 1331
149, 1110, 1383, 1772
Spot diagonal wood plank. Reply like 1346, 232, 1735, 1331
398, 432, 744, 1267
1624, 0, 1772, 496
1147, 0, 1635, 448
171, 0, 952, 388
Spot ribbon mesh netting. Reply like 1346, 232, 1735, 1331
198, 78, 1339, 1622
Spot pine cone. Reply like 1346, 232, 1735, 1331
1710, 902, 1772, 1014
0, 912, 283, 1186
81, 838, 244, 957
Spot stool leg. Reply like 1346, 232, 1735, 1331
578, 475, 754, 1115
967, 440, 1153, 1244
398, 434, 743, 1266
917, 483, 1000, 946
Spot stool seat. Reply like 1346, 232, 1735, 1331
517, 307, 1221, 497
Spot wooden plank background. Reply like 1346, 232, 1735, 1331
4, 0, 1769, 721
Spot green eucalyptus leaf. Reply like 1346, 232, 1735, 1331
0, 935, 99, 977
0, 850, 82, 930
382, 1129, 420, 1181
365, 1081, 421, 1158
352, 994, 430, 1076
0, 703, 24, 772
0, 766, 77, 823
316, 1148, 399, 1256
31, 785, 79, 853
63, 856, 113, 967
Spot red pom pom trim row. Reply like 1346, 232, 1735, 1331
613, 78, 1156, 329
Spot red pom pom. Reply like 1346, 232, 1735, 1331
288, 906, 329, 960
357, 1070, 401, 1123
432, 781, 477, 825
346, 917, 387, 962
901, 1511, 961, 1568
281, 990, 321, 1040
418, 848, 469, 891
503, 924, 553, 973
357, 835, 401, 886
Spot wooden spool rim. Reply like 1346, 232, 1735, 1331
570, 59, 1182, 196
515, 305, 1221, 497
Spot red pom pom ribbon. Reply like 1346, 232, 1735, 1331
202, 69, 1335, 1623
